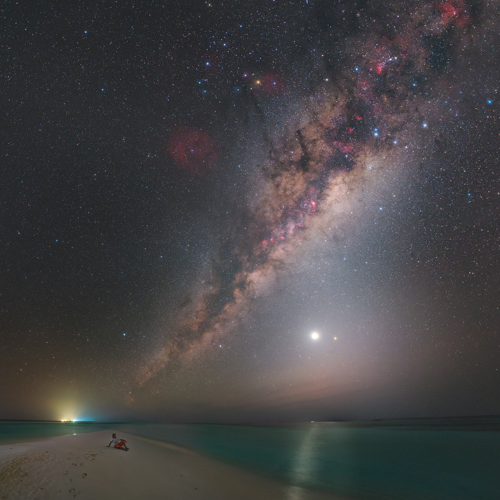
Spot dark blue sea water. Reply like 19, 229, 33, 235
2, 418, 499, 499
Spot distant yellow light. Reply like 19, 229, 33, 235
255, 80, 261, 85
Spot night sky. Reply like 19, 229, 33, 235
2, 0, 499, 423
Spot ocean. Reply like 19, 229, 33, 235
0, 420, 116, 443
1, 417, 499, 499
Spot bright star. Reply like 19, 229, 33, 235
310, 332, 320, 340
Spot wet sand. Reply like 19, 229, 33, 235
0, 430, 345, 500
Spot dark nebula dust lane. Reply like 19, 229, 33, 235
135, 0, 495, 389
2, 0, 499, 421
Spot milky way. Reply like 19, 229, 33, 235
136, 0, 480, 386
3, 0, 498, 421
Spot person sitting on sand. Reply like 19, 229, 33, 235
107, 433, 129, 451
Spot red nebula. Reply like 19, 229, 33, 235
333, 141, 354, 154
358, 79, 372, 91
201, 52, 221, 78
374, 61, 386, 75
167, 127, 218, 173
260, 72, 285, 95
436, 1, 470, 26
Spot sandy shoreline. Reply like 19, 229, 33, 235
0, 430, 345, 500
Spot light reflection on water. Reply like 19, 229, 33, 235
2, 418, 499, 499
0, 421, 115, 443
287, 423, 318, 499
118, 419, 500, 500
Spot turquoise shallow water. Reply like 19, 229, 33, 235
0, 421, 115, 443
120, 418, 500, 500
2, 418, 499, 499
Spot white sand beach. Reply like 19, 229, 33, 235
0, 430, 344, 500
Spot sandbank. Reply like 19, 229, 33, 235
0, 430, 345, 500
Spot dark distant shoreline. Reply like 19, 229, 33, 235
0, 419, 128, 424
1, 415, 498, 426
161, 415, 500, 425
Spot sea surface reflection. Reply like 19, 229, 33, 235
119, 417, 500, 500
2, 418, 499, 499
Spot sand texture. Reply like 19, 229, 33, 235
0, 430, 345, 500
